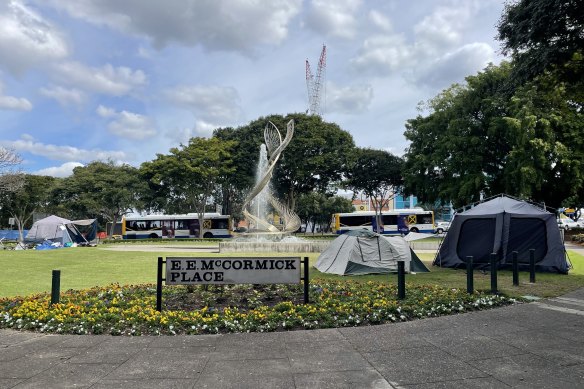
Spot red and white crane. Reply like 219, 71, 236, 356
305, 44, 326, 116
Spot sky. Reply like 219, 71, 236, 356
0, 0, 507, 177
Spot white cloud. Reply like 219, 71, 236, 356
1, 136, 127, 162
0, 1, 68, 75
413, 2, 478, 54
413, 42, 495, 88
165, 85, 242, 123
351, 34, 413, 76
305, 0, 362, 39
368, 10, 392, 32
96, 104, 116, 118
53, 62, 147, 96
34, 161, 84, 177
326, 82, 373, 114
0, 81, 32, 111
41, 0, 302, 53
193, 120, 216, 137
40, 85, 85, 106
96, 105, 157, 140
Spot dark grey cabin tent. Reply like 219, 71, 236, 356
434, 195, 569, 273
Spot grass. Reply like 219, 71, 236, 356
1, 246, 583, 299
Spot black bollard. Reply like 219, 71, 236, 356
397, 261, 405, 299
51, 270, 61, 305
303, 257, 310, 304
512, 251, 519, 286
156, 257, 163, 312
529, 249, 536, 283
490, 253, 498, 294
466, 256, 474, 294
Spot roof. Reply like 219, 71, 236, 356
462, 195, 550, 216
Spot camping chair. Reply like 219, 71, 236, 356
14, 241, 30, 250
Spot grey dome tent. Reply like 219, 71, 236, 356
315, 230, 429, 275
434, 195, 569, 274
26, 215, 97, 245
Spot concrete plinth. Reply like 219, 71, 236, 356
219, 240, 330, 253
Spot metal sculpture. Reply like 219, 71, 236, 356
242, 119, 301, 235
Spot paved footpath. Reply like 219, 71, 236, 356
1, 286, 583, 389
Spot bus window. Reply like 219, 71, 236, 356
176, 220, 190, 230
211, 218, 228, 229
382, 214, 398, 225
339, 215, 371, 226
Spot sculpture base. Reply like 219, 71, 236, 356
219, 240, 330, 253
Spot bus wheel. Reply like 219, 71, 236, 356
149, 233, 159, 239
203, 232, 213, 238
410, 227, 419, 233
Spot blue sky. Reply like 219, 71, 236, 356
0, 0, 506, 177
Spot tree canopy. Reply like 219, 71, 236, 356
497, 0, 584, 84
59, 161, 147, 236
403, 61, 584, 209
140, 137, 235, 237
345, 148, 404, 231
215, 113, 355, 211
0, 174, 57, 241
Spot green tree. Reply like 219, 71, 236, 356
214, 113, 356, 211
140, 137, 235, 238
0, 174, 57, 241
345, 148, 404, 232
296, 192, 353, 233
60, 161, 147, 237
497, 0, 584, 84
213, 126, 259, 221
403, 63, 515, 207
403, 62, 584, 209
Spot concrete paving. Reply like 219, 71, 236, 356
1, 287, 584, 388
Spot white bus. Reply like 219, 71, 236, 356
332, 208, 435, 235
122, 213, 232, 239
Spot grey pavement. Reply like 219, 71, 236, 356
2, 287, 584, 388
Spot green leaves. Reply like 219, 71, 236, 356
403, 58, 584, 209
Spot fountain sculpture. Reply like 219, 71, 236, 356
219, 119, 328, 253
242, 119, 301, 236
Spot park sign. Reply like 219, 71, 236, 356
165, 257, 301, 285
156, 256, 309, 311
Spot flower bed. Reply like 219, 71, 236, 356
0, 280, 517, 336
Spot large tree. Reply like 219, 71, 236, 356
403, 62, 584, 209
497, 0, 584, 85
214, 113, 356, 211
403, 63, 515, 207
345, 148, 404, 233
60, 161, 147, 237
140, 137, 235, 238
496, 0, 584, 215
0, 174, 57, 241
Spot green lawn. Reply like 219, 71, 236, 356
1, 246, 583, 299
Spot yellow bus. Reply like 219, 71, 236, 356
122, 213, 232, 239
332, 208, 434, 235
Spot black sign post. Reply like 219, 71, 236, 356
156, 257, 165, 312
